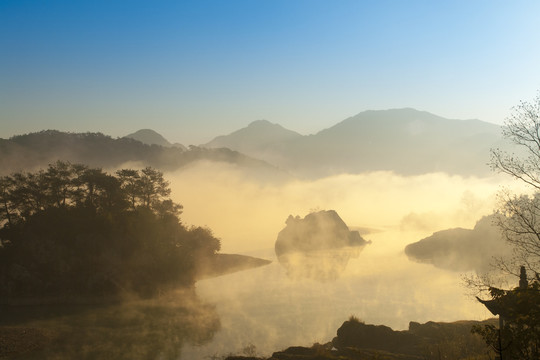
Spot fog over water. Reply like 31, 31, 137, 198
163, 162, 524, 358
169, 161, 517, 253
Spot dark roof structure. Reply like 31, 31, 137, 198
477, 266, 539, 320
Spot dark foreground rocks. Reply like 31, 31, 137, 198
269, 344, 424, 359
226, 318, 496, 360
331, 318, 494, 359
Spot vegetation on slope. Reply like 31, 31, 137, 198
0, 130, 272, 175
0, 161, 221, 298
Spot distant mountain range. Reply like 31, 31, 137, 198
0, 108, 510, 178
204, 108, 506, 177
124, 129, 187, 150
0, 130, 276, 176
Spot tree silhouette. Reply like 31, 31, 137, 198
0, 176, 15, 228
116, 168, 141, 209
0, 162, 220, 298
472, 92, 540, 359
488, 93, 540, 276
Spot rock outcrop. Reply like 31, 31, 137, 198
331, 318, 495, 359
405, 215, 511, 272
275, 210, 369, 281
224, 318, 498, 360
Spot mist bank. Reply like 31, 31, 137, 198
172, 162, 514, 358
168, 161, 518, 254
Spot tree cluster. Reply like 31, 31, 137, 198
490, 93, 540, 276
0, 161, 220, 298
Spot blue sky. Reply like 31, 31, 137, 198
2, 0, 540, 144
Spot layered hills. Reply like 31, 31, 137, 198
206, 119, 302, 154
1, 108, 506, 178
0, 130, 277, 176
124, 129, 187, 150
124, 129, 173, 147
204, 108, 505, 177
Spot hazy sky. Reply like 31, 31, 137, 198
2, 0, 540, 144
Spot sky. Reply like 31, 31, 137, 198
2, 0, 540, 145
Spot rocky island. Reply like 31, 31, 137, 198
275, 210, 370, 281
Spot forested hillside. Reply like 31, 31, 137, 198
0, 162, 221, 298
0, 130, 273, 175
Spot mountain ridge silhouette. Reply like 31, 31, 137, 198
203, 108, 505, 177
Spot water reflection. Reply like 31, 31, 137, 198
0, 289, 220, 359
276, 247, 365, 281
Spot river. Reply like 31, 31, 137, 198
181, 228, 493, 359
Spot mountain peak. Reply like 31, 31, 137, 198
204, 120, 302, 151
246, 119, 293, 132
248, 119, 274, 127
321, 108, 497, 137
124, 129, 172, 147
